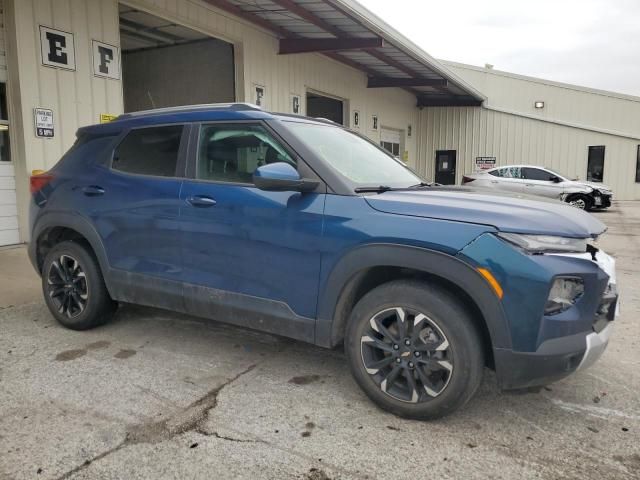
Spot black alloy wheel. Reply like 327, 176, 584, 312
46, 254, 89, 318
42, 241, 116, 330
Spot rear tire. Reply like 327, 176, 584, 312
42, 241, 117, 330
566, 194, 592, 211
345, 280, 484, 420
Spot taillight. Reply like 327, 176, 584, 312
462, 176, 475, 184
30, 171, 54, 194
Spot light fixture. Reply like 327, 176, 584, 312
534, 101, 545, 109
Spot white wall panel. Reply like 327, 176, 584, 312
5, 0, 123, 240
418, 106, 640, 200
444, 61, 640, 140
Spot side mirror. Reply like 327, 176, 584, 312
253, 162, 319, 192
551, 175, 561, 183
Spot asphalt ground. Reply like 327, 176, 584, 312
1, 202, 639, 480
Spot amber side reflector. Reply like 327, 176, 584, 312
30, 171, 54, 194
477, 267, 504, 299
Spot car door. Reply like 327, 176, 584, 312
522, 167, 563, 199
179, 122, 325, 342
489, 166, 525, 193
85, 124, 187, 308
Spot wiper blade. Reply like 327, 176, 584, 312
408, 182, 434, 188
354, 185, 393, 193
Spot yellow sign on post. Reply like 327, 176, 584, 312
100, 113, 118, 123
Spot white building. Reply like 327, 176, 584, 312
0, 0, 638, 246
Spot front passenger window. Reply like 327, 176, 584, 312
523, 168, 555, 181
197, 124, 295, 183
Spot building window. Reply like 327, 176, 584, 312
587, 146, 605, 183
636, 146, 640, 183
380, 141, 400, 157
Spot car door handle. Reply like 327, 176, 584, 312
525, 184, 534, 187
186, 195, 217, 207
490, 180, 498, 184
82, 185, 105, 196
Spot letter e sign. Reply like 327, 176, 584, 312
92, 40, 120, 80
39, 26, 76, 70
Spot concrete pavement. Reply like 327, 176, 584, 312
0, 203, 639, 480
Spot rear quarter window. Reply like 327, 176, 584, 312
112, 125, 183, 177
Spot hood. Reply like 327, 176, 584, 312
365, 187, 607, 239
564, 180, 612, 192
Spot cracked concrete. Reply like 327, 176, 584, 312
52, 364, 257, 480
1, 203, 640, 479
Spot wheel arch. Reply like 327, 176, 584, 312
315, 244, 512, 357
30, 212, 113, 294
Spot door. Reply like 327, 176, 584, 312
0, 83, 19, 246
522, 167, 564, 199
380, 128, 402, 159
587, 146, 605, 182
488, 166, 525, 193
179, 122, 325, 340
435, 150, 456, 185
85, 124, 187, 306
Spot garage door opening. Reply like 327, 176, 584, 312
119, 5, 235, 112
306, 92, 344, 125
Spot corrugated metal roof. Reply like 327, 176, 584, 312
207, 0, 485, 106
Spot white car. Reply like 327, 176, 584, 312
462, 165, 613, 210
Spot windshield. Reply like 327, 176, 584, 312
284, 121, 422, 188
545, 168, 571, 181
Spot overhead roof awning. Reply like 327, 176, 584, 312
202, 0, 485, 107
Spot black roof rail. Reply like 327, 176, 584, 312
117, 103, 262, 120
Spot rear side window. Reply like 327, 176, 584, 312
112, 125, 183, 177
490, 167, 522, 178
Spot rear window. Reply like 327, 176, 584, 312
112, 125, 183, 177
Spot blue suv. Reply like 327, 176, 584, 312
29, 103, 618, 419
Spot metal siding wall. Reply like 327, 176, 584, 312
446, 63, 640, 139
124, 0, 419, 166
6, 0, 122, 241
419, 107, 640, 200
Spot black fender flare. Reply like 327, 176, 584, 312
29, 211, 113, 294
315, 243, 511, 350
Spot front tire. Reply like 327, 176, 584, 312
42, 241, 117, 330
345, 280, 484, 420
566, 194, 593, 211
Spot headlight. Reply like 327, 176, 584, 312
496, 232, 588, 254
545, 277, 584, 315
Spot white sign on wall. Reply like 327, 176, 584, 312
39, 26, 76, 71
291, 94, 301, 114
92, 40, 120, 80
34, 108, 54, 138
475, 156, 496, 172
254, 84, 266, 108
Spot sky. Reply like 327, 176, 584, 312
358, 0, 640, 96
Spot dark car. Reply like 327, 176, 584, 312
29, 103, 618, 419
